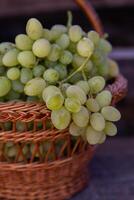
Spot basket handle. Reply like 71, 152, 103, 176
74, 0, 104, 36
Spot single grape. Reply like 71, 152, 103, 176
90, 112, 105, 131
0, 42, 15, 54
96, 61, 109, 77
7, 67, 20, 80
15, 34, 33, 50
69, 25, 82, 42
43, 69, 59, 84
76, 80, 89, 95
91, 49, 104, 66
12, 80, 24, 93
99, 133, 106, 144
56, 34, 70, 50
69, 122, 86, 136
5, 90, 20, 101
32, 38, 51, 58
98, 38, 112, 54
101, 106, 121, 122
86, 98, 100, 112
108, 59, 119, 78
24, 78, 46, 96
54, 64, 67, 80
66, 85, 87, 104
47, 44, 61, 62
26, 18, 43, 40
20, 68, 33, 84
2, 49, 19, 67
72, 106, 89, 127
17, 51, 36, 68
104, 121, 117, 136
59, 50, 73, 65
65, 97, 81, 113
50, 25, 67, 41
0, 76, 11, 97
88, 76, 105, 94
42, 85, 60, 101
87, 31, 100, 46
33, 65, 45, 77
77, 37, 94, 57
51, 106, 71, 130
86, 125, 104, 145
96, 90, 112, 108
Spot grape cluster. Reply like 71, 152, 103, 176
0, 16, 121, 145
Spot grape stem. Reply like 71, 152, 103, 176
67, 11, 73, 29
82, 69, 87, 81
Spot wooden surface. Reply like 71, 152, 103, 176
71, 137, 134, 200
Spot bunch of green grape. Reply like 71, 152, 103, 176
0, 15, 121, 145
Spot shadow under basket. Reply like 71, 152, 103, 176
0, 74, 127, 200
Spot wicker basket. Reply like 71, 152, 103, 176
0, 1, 128, 200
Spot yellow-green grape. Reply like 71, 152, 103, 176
51, 106, 71, 129
4, 122, 12, 131
98, 38, 112, 54
47, 44, 61, 62
17, 51, 36, 68
54, 64, 67, 80
68, 42, 76, 53
24, 78, 46, 96
104, 121, 117, 136
96, 61, 109, 77
101, 106, 121, 122
43, 69, 59, 84
0, 42, 15, 54
69, 122, 86, 136
59, 50, 73, 65
66, 85, 87, 105
0, 76, 11, 97
16, 121, 25, 131
99, 133, 106, 144
77, 37, 94, 57
108, 59, 119, 78
50, 25, 67, 41
84, 60, 93, 74
43, 28, 53, 41
69, 25, 82, 42
33, 65, 45, 77
15, 34, 33, 50
88, 76, 105, 94
2, 49, 19, 67
72, 106, 89, 127
7, 146, 17, 158
12, 80, 24, 93
26, 18, 43, 40
56, 34, 70, 50
5, 90, 20, 101
75, 80, 89, 95
32, 39, 51, 58
96, 90, 112, 108
7, 67, 20, 80
90, 112, 105, 131
42, 85, 60, 101
86, 125, 104, 145
86, 98, 100, 112
20, 68, 33, 84
87, 31, 100, 46
65, 97, 81, 113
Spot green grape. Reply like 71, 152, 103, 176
43, 28, 53, 41
86, 125, 104, 145
33, 65, 45, 77
5, 90, 20, 101
16, 121, 25, 131
0, 66, 5, 75
98, 133, 106, 144
42, 85, 60, 101
43, 69, 59, 84
108, 59, 119, 78
32, 39, 51, 58
24, 78, 46, 96
101, 106, 121, 122
54, 64, 67, 80
77, 37, 94, 57
60, 83, 71, 96
7, 67, 20, 80
90, 112, 105, 131
88, 76, 105, 94
96, 61, 109, 77
20, 68, 33, 84
76, 80, 89, 95
26, 96, 39, 102
47, 44, 61, 62
51, 106, 71, 130
26, 18, 43, 40
4, 122, 12, 131
17, 51, 36, 68
84, 60, 93, 74
69, 71, 83, 84
86, 98, 100, 112
87, 31, 100, 46
98, 38, 112, 54
50, 25, 67, 41
59, 50, 73, 65
2, 49, 19, 67
96, 90, 112, 108
66, 85, 87, 104
69, 122, 86, 136
44, 60, 57, 68
72, 106, 89, 127
104, 121, 117, 136
65, 97, 81, 113
0, 42, 14, 54
0, 76, 11, 97
12, 80, 24, 93
68, 42, 76, 53
7, 146, 17, 158
15, 34, 33, 50
56, 34, 70, 50
69, 25, 82, 42
91, 49, 104, 66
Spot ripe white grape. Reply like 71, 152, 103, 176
47, 44, 61, 62
54, 64, 67, 80
65, 97, 81, 113
69, 122, 86, 136
50, 25, 67, 41
7, 68, 20, 80
86, 125, 104, 145
33, 65, 45, 77
90, 112, 105, 131
2, 49, 19, 67
101, 106, 121, 122
12, 80, 24, 93
32, 39, 51, 58
88, 76, 105, 94
75, 80, 89, 95
96, 90, 112, 108
59, 50, 73, 65
17, 51, 36, 68
15, 34, 33, 50
56, 34, 70, 50
104, 121, 117, 136
108, 58, 119, 78
0, 42, 14, 54
69, 25, 82, 42
20, 68, 33, 84
86, 98, 100, 112
43, 69, 59, 84
87, 31, 100, 46
0, 76, 11, 97
72, 106, 89, 127
77, 37, 94, 57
